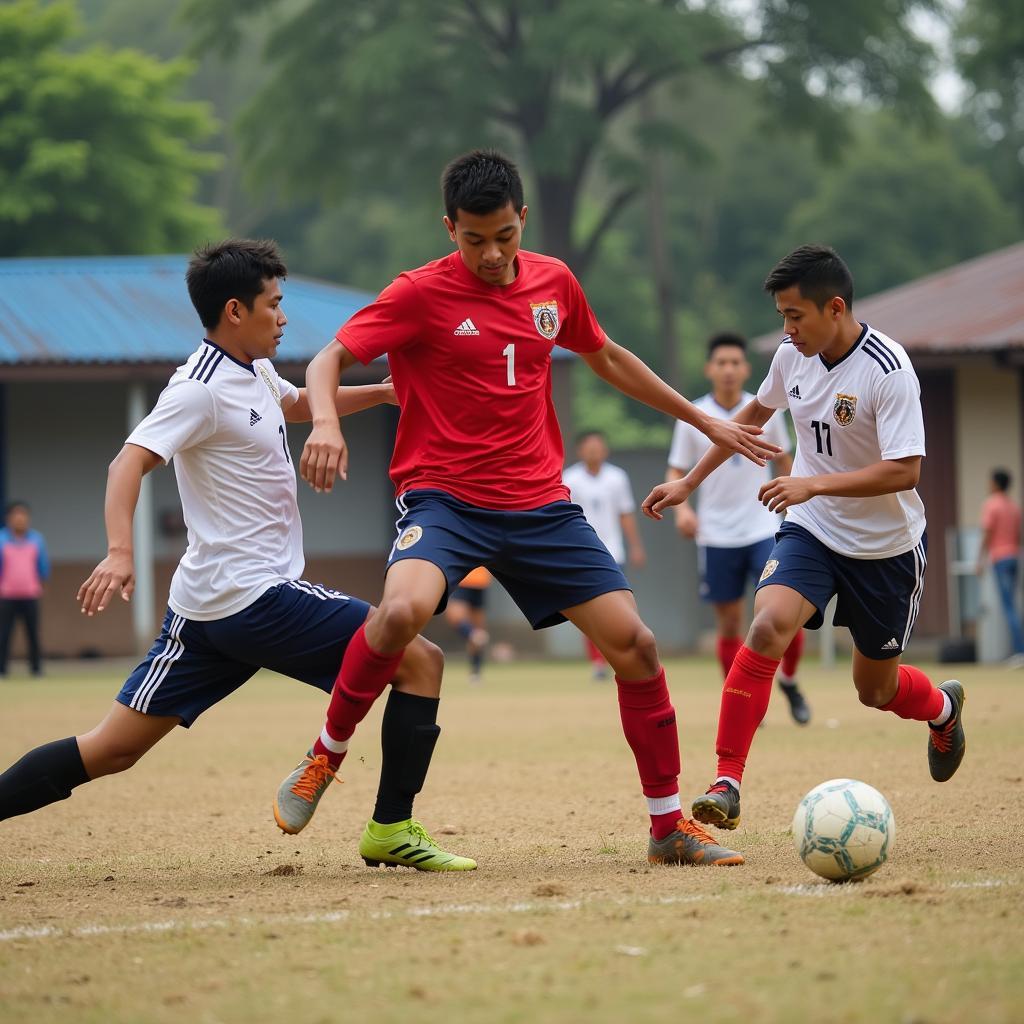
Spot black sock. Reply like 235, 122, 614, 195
0, 737, 90, 821
372, 691, 440, 825
470, 647, 484, 674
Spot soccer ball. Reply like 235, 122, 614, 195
791, 779, 895, 882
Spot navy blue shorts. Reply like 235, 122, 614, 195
756, 522, 927, 660
450, 586, 487, 610
388, 489, 630, 629
117, 581, 370, 725
699, 537, 775, 604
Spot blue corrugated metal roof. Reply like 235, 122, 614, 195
0, 255, 375, 365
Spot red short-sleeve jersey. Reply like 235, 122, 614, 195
337, 249, 606, 510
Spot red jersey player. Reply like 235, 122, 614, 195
278, 150, 780, 868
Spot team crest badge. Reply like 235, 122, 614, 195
759, 559, 779, 583
833, 392, 857, 427
257, 364, 281, 405
396, 525, 423, 551
530, 300, 560, 339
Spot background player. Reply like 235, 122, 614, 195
644, 245, 966, 831
0, 239, 473, 872
563, 430, 646, 679
666, 333, 810, 723
444, 566, 492, 682
288, 149, 783, 868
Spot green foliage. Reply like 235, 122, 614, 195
187, 0, 942, 274
0, 0, 222, 256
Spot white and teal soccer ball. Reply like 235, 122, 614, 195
792, 779, 895, 882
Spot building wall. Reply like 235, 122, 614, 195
954, 362, 1023, 528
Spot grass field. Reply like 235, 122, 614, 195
0, 656, 1021, 1024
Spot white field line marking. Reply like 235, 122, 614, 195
0, 878, 1012, 945
0, 891, 706, 945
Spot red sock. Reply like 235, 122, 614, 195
715, 645, 779, 783
615, 668, 681, 840
880, 664, 944, 721
780, 630, 805, 680
585, 637, 606, 667
312, 624, 405, 767
716, 636, 743, 680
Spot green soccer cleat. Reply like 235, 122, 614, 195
648, 817, 745, 866
273, 751, 338, 835
928, 680, 966, 782
691, 780, 741, 830
359, 819, 477, 871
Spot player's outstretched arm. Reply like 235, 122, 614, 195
285, 379, 397, 424
643, 398, 776, 520
580, 340, 780, 465
758, 456, 922, 513
77, 443, 162, 616
300, 340, 360, 492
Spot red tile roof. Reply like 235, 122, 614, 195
755, 242, 1024, 354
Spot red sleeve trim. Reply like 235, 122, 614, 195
335, 327, 374, 365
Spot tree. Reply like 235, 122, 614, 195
0, 0, 221, 256
954, 0, 1024, 218
188, 0, 941, 278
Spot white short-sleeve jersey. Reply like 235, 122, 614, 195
126, 340, 304, 620
757, 323, 926, 559
667, 393, 793, 548
563, 461, 635, 564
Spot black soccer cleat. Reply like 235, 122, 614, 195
779, 679, 811, 725
928, 680, 966, 782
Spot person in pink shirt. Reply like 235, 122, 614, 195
0, 501, 50, 677
978, 468, 1024, 661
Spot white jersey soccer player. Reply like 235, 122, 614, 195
668, 391, 790, 550
0, 240, 475, 872
643, 245, 965, 833
757, 327, 926, 561
666, 332, 809, 724
562, 460, 637, 564
128, 342, 304, 620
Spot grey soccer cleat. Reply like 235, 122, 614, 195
779, 679, 812, 725
928, 680, 966, 782
692, 780, 741, 830
648, 817, 745, 866
273, 750, 338, 835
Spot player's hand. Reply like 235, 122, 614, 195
674, 503, 698, 540
758, 476, 817, 513
629, 545, 647, 570
705, 418, 780, 466
77, 551, 135, 616
301, 421, 348, 492
642, 478, 694, 520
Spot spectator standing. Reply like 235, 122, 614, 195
0, 501, 50, 677
978, 468, 1024, 665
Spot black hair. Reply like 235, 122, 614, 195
5, 501, 29, 515
707, 331, 748, 358
442, 149, 525, 222
186, 239, 287, 330
576, 429, 607, 446
993, 468, 1011, 492
764, 245, 854, 310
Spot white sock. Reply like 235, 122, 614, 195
715, 775, 741, 792
929, 691, 953, 727
646, 793, 682, 817
318, 726, 349, 754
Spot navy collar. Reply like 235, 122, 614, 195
818, 322, 868, 372
202, 338, 256, 375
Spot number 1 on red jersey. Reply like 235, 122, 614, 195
502, 343, 516, 387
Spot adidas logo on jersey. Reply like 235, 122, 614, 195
454, 318, 480, 336
882, 637, 900, 651
249, 409, 262, 426
788, 385, 802, 399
